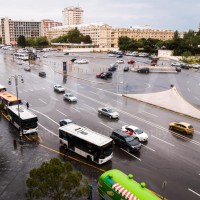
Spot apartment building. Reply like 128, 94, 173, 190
111, 26, 174, 47
47, 23, 112, 48
1, 17, 41, 45
62, 7, 84, 26
41, 19, 62, 37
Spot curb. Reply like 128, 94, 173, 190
122, 94, 200, 122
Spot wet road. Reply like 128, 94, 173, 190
0, 51, 200, 200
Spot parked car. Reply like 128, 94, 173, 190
98, 107, 119, 119
121, 125, 148, 142
116, 59, 124, 64
108, 66, 117, 72
24, 66, 31, 71
123, 66, 129, 72
39, 72, 46, 77
171, 62, 181, 67
64, 52, 69, 55
116, 55, 123, 58
127, 60, 135, 64
59, 119, 72, 126
63, 93, 77, 102
43, 54, 48, 58
176, 66, 181, 72
96, 72, 112, 79
191, 64, 200, 69
54, 84, 65, 93
180, 63, 190, 69
17, 61, 23, 65
137, 67, 149, 73
110, 129, 141, 152
108, 54, 116, 57
169, 122, 194, 134
74, 59, 89, 64
71, 58, 77, 62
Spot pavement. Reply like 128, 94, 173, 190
131, 66, 177, 73
122, 86, 200, 121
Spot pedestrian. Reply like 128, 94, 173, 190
26, 101, 29, 109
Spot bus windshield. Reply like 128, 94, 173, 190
99, 142, 113, 159
22, 117, 38, 129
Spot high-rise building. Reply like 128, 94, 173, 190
1, 17, 41, 45
62, 7, 83, 26
41, 19, 62, 37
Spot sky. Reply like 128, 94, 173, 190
1, 0, 200, 31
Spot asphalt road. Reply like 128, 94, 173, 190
0, 51, 200, 200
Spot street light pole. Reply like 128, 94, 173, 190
8, 75, 24, 143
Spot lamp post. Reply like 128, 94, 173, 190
8, 75, 24, 143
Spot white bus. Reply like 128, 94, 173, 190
7, 105, 38, 134
0, 84, 6, 92
59, 123, 113, 165
14, 53, 29, 61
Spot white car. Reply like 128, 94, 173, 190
17, 61, 23, 65
54, 84, 65, 93
191, 64, 200, 69
108, 54, 116, 57
121, 125, 148, 142
74, 59, 89, 64
171, 62, 181, 67
116, 59, 124, 64
43, 54, 48, 58
63, 93, 77, 102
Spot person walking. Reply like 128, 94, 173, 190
26, 101, 29, 109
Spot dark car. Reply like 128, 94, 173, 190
180, 63, 190, 69
123, 66, 129, 72
108, 66, 117, 72
137, 68, 149, 73
110, 129, 141, 152
70, 58, 76, 62
39, 72, 46, 77
64, 52, 69, 55
176, 66, 181, 72
116, 55, 123, 58
59, 119, 72, 126
96, 72, 112, 79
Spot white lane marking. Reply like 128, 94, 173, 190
30, 108, 59, 126
142, 111, 158, 117
38, 123, 58, 137
188, 188, 200, 197
38, 98, 47, 104
120, 148, 141, 161
83, 104, 96, 112
100, 122, 113, 130
90, 91, 97, 95
187, 88, 190, 92
42, 88, 46, 90
118, 120, 127, 125
50, 96, 59, 101
151, 135, 175, 147
23, 89, 28, 93
112, 99, 123, 105
71, 107, 80, 112
56, 109, 67, 117
141, 144, 155, 152
194, 96, 199, 100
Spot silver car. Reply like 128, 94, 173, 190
63, 93, 77, 102
98, 107, 119, 119
54, 84, 65, 93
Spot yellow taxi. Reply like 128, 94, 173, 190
169, 122, 194, 134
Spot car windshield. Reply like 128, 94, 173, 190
68, 94, 73, 97
125, 136, 134, 142
107, 109, 114, 113
57, 86, 62, 88
134, 129, 143, 134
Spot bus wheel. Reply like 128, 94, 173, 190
87, 155, 92, 161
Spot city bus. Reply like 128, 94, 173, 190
0, 92, 21, 110
14, 52, 29, 61
0, 84, 6, 92
59, 123, 113, 164
7, 105, 38, 134
98, 169, 161, 200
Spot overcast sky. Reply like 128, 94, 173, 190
1, 0, 200, 31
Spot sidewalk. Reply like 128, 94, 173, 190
122, 87, 200, 120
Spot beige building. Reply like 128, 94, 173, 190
62, 7, 83, 26
111, 26, 174, 47
47, 23, 174, 48
41, 19, 62, 37
1, 17, 41, 45
47, 23, 112, 48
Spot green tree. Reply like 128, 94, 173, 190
67, 28, 83, 43
17, 35, 26, 47
26, 158, 89, 200
26, 38, 37, 47
35, 37, 49, 47
0, 37, 2, 44
82, 35, 92, 43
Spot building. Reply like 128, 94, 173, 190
62, 7, 83, 26
41, 19, 62, 37
1, 17, 41, 45
111, 26, 174, 47
47, 23, 112, 48
47, 23, 174, 48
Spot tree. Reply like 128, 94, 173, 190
35, 37, 49, 47
82, 35, 92, 44
67, 28, 83, 43
17, 35, 26, 47
25, 158, 89, 200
